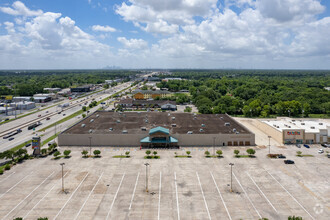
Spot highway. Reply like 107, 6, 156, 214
0, 81, 134, 153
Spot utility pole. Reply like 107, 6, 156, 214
229, 163, 234, 192
144, 163, 149, 192
60, 163, 65, 192
268, 136, 271, 155
89, 136, 92, 157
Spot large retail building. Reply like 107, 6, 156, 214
58, 111, 255, 147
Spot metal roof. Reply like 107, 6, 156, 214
149, 126, 169, 135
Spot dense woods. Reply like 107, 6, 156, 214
157, 70, 330, 117
0, 70, 138, 96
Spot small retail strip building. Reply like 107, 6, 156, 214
58, 111, 255, 148
251, 117, 329, 144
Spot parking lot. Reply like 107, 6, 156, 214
0, 145, 329, 220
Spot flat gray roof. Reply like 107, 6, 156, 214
64, 111, 252, 135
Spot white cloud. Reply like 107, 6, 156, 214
117, 37, 148, 50
0, 1, 43, 16
92, 25, 116, 32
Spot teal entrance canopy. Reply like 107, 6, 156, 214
140, 136, 178, 143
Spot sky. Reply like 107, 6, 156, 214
0, 0, 330, 69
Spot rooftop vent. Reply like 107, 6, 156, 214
292, 120, 295, 122
116, 120, 121, 123
301, 123, 305, 125
311, 126, 315, 129
199, 128, 204, 132
233, 128, 236, 132
90, 119, 94, 123
96, 114, 99, 118
172, 117, 175, 120
122, 130, 128, 134
141, 127, 147, 131
288, 126, 291, 128
225, 122, 230, 126
168, 113, 171, 116
109, 128, 113, 131
236, 131, 240, 134
145, 119, 148, 123
187, 131, 193, 134
89, 129, 93, 133
81, 124, 85, 128
201, 124, 205, 127
171, 124, 176, 127
319, 123, 323, 125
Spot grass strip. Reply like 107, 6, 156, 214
175, 155, 192, 158
113, 155, 130, 158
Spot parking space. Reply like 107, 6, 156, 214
0, 146, 329, 220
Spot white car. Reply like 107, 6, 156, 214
318, 149, 324, 154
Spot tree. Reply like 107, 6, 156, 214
63, 150, 71, 158
205, 150, 210, 157
13, 218, 23, 220
125, 151, 130, 157
82, 114, 86, 118
103, 84, 109, 89
53, 151, 61, 159
93, 150, 101, 157
37, 218, 48, 220
41, 148, 47, 155
81, 150, 88, 158
186, 151, 191, 157
288, 216, 302, 220
146, 150, 151, 157
89, 103, 93, 108
246, 148, 256, 157
216, 150, 223, 157
234, 150, 240, 157
0, 150, 15, 162
153, 151, 158, 157
4, 164, 10, 170
82, 106, 87, 111
15, 148, 27, 158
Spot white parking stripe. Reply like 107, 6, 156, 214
246, 172, 278, 213
73, 172, 104, 220
2, 172, 54, 220
106, 173, 125, 220
53, 173, 89, 220
0, 172, 33, 199
196, 172, 212, 220
128, 172, 140, 211
232, 172, 262, 219
0, 172, 15, 183
23, 171, 68, 219
174, 172, 180, 220
266, 170, 315, 220
210, 172, 232, 220
158, 172, 161, 220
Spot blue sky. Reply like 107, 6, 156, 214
0, 0, 330, 69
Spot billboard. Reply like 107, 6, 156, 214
32, 137, 41, 149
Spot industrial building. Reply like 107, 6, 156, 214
9, 101, 36, 110
58, 111, 255, 147
132, 89, 172, 100
252, 118, 329, 144
70, 85, 92, 93
115, 99, 177, 110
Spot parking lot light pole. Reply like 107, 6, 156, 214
268, 136, 271, 155
229, 163, 234, 192
144, 163, 149, 192
89, 136, 92, 157
60, 163, 65, 192
213, 137, 216, 156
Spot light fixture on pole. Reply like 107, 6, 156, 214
144, 163, 149, 192
288, 109, 291, 118
229, 163, 234, 192
60, 163, 65, 192
213, 137, 216, 156
89, 136, 92, 157
268, 136, 271, 155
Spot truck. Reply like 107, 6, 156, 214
3, 129, 22, 139
27, 121, 42, 130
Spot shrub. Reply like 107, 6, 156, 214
82, 114, 86, 118
13, 218, 23, 220
296, 151, 302, 156
63, 150, 71, 158
234, 150, 240, 156
0, 168, 3, 175
216, 150, 223, 157
41, 148, 47, 155
4, 164, 10, 170
53, 151, 61, 158
205, 151, 210, 157
153, 151, 157, 156
288, 216, 302, 220
267, 154, 278, 158
93, 150, 101, 157
37, 218, 48, 220
125, 151, 130, 157
246, 148, 256, 156
81, 150, 88, 157
186, 151, 191, 157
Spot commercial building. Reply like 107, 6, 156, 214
115, 99, 176, 110
70, 85, 92, 93
43, 88, 61, 93
9, 101, 36, 110
132, 89, 172, 100
252, 118, 329, 144
58, 111, 255, 147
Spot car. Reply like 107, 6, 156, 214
46, 111, 49, 113
278, 154, 286, 159
63, 114, 66, 116
8, 137, 14, 141
321, 143, 326, 147
4, 118, 9, 121
46, 117, 50, 120
284, 160, 295, 164
38, 114, 41, 117
58, 112, 62, 114
25, 143, 31, 147
303, 144, 310, 148
327, 154, 330, 158
296, 144, 301, 148
318, 149, 324, 154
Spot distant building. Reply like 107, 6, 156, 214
43, 88, 61, 92
132, 89, 172, 100
162, 78, 182, 82
161, 103, 177, 111
116, 99, 176, 110
10, 101, 36, 110
70, 85, 92, 93
13, 97, 32, 102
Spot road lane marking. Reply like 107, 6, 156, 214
73, 172, 104, 220
53, 173, 89, 220
23, 171, 68, 219
0, 172, 33, 199
210, 172, 232, 220
128, 172, 140, 211
0, 172, 15, 183
158, 172, 161, 220
232, 172, 262, 219
266, 170, 315, 220
246, 172, 278, 213
174, 172, 180, 220
2, 172, 54, 220
196, 172, 211, 220
106, 173, 125, 220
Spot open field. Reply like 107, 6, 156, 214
0, 144, 329, 220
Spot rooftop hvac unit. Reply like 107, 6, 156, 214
225, 122, 230, 126
96, 114, 99, 118
233, 128, 236, 132
311, 127, 315, 129
168, 113, 171, 116
171, 124, 176, 127
81, 124, 85, 127
193, 113, 197, 116
90, 119, 94, 123
122, 130, 128, 134
109, 128, 113, 131
292, 120, 295, 122
201, 124, 205, 127
199, 129, 204, 132
301, 123, 305, 125
89, 129, 93, 133
319, 123, 323, 125
141, 127, 147, 131
236, 131, 240, 134
187, 131, 193, 134
145, 119, 148, 123
172, 117, 175, 120
116, 120, 121, 123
